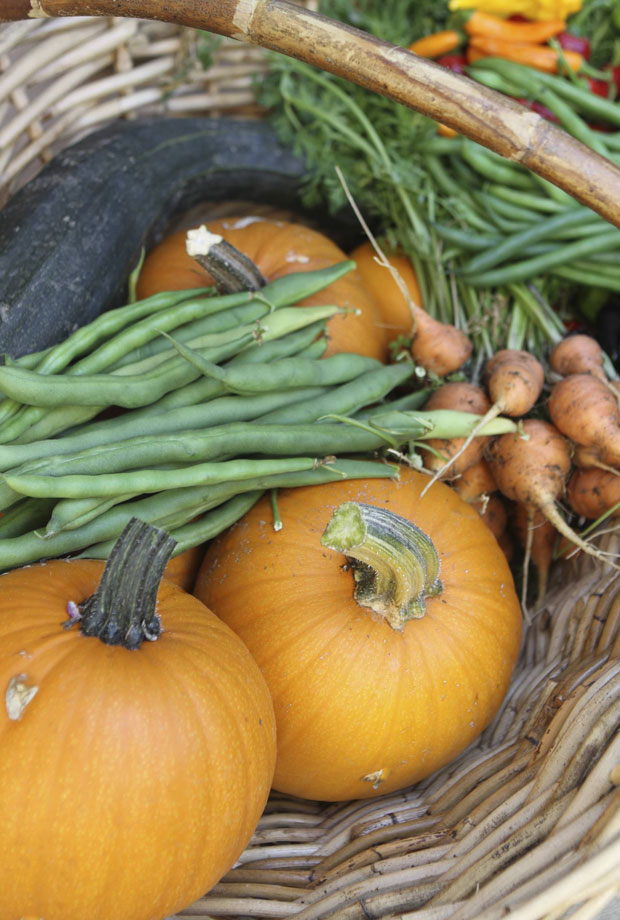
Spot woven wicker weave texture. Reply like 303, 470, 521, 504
162, 539, 620, 920
2, 12, 620, 920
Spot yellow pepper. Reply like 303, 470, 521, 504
448, 0, 582, 21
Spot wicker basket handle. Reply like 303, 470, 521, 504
5, 0, 620, 228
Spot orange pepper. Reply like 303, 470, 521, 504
467, 36, 583, 73
409, 30, 462, 59
464, 11, 567, 43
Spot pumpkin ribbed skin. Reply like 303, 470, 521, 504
0, 560, 276, 920
195, 467, 522, 802
350, 240, 422, 341
136, 216, 388, 360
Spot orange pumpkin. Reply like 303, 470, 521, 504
194, 466, 522, 802
137, 216, 388, 360
163, 543, 206, 592
0, 520, 276, 920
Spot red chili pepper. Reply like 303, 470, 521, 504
436, 53, 468, 73
556, 31, 590, 60
587, 76, 612, 98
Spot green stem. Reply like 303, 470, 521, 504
321, 502, 442, 629
77, 517, 176, 649
186, 226, 267, 292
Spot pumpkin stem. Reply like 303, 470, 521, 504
78, 517, 176, 650
321, 502, 442, 629
186, 224, 267, 293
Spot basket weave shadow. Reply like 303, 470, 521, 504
1, 13, 620, 920
173, 535, 620, 920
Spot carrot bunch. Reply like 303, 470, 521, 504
408, 332, 620, 612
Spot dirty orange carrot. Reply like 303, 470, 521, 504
549, 334, 608, 382
467, 36, 583, 73
409, 30, 463, 58
351, 241, 472, 375
513, 502, 559, 606
452, 457, 498, 503
422, 349, 544, 495
548, 373, 620, 469
475, 493, 508, 542
487, 418, 618, 568
567, 467, 620, 520
420, 382, 492, 478
464, 11, 566, 43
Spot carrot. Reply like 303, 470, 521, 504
452, 457, 497, 503
420, 382, 492, 478
549, 333, 608, 382
409, 30, 463, 58
464, 11, 566, 44
573, 444, 620, 476
567, 467, 620, 520
513, 502, 558, 607
487, 418, 619, 568
548, 373, 620, 469
350, 241, 472, 376
475, 493, 508, 542
467, 36, 583, 73
422, 348, 544, 494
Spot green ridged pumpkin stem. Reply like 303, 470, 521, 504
321, 502, 442, 629
77, 517, 176, 649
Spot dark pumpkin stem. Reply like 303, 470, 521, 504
79, 517, 176, 650
321, 502, 442, 630
186, 224, 267, 293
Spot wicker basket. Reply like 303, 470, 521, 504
1, 12, 620, 920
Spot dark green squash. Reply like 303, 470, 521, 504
0, 117, 355, 359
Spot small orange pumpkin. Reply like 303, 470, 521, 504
194, 466, 522, 802
0, 520, 276, 920
137, 216, 388, 360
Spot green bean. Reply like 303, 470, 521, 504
474, 58, 620, 130
461, 229, 620, 287
69, 261, 355, 375
166, 341, 380, 395
367, 409, 517, 439
461, 207, 612, 276
82, 491, 267, 559
479, 191, 543, 224
257, 362, 414, 425
0, 385, 331, 473
483, 185, 570, 214
23, 320, 329, 441
46, 494, 139, 535
459, 138, 535, 190
432, 224, 502, 251
421, 156, 490, 233
0, 458, 397, 570
550, 264, 620, 292
0, 497, 56, 539
10, 419, 408, 484
106, 301, 270, 369
4, 456, 333, 499
0, 306, 343, 410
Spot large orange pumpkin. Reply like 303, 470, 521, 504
136, 216, 388, 360
194, 466, 523, 802
0, 520, 276, 920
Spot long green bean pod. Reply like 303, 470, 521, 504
0, 459, 397, 571
0, 306, 344, 411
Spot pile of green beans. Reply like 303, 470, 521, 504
0, 262, 517, 571
444, 58, 620, 300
